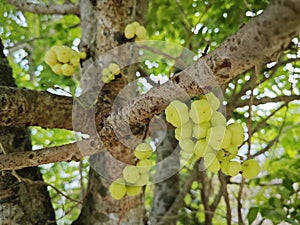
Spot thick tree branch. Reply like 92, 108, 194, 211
0, 137, 101, 171
7, 0, 80, 15
0, 86, 73, 130
106, 0, 300, 146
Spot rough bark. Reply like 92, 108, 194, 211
73, 0, 148, 224
0, 39, 56, 224
6, 0, 80, 15
0, 86, 73, 130
150, 123, 180, 225
0, 139, 100, 171
1, 86, 299, 132
108, 0, 300, 128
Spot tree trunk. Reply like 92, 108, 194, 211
150, 123, 180, 225
0, 40, 56, 224
73, 1, 148, 224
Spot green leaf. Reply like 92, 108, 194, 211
269, 197, 282, 208
261, 207, 274, 219
282, 179, 294, 192
261, 207, 286, 223
247, 207, 259, 225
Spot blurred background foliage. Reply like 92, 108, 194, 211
1, 0, 299, 224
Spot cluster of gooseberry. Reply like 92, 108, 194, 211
124, 21, 147, 41
101, 63, 120, 83
44, 46, 86, 76
108, 143, 153, 200
165, 92, 260, 179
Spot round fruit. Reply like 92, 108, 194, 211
220, 129, 232, 149
136, 159, 152, 173
217, 149, 227, 161
125, 23, 136, 39
56, 47, 72, 63
44, 50, 57, 66
220, 159, 229, 174
102, 68, 112, 77
61, 64, 75, 76
70, 56, 80, 67
206, 126, 226, 150
224, 145, 238, 159
179, 139, 195, 153
165, 100, 189, 127
242, 159, 260, 179
51, 63, 63, 75
123, 165, 140, 184
202, 92, 220, 111
227, 161, 242, 176
175, 120, 193, 140
126, 185, 142, 196
102, 75, 111, 83
194, 139, 211, 158
193, 122, 211, 139
227, 123, 245, 146
131, 22, 140, 28
109, 178, 127, 200
51, 45, 63, 52
211, 111, 227, 127
204, 153, 220, 173
189, 99, 212, 124
134, 143, 152, 160
135, 173, 149, 186
136, 26, 147, 39
79, 52, 87, 60
108, 63, 120, 75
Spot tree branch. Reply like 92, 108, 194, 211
0, 137, 101, 171
7, 0, 80, 15
251, 104, 285, 134
106, 0, 300, 146
157, 161, 199, 225
0, 86, 73, 130
237, 179, 245, 225
227, 94, 300, 115
219, 172, 231, 225
251, 95, 300, 105
252, 135, 279, 158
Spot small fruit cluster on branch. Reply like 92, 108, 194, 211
124, 21, 147, 41
101, 63, 120, 83
165, 92, 260, 179
44, 46, 86, 76
109, 143, 153, 200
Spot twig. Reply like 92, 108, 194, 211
210, 183, 223, 212
176, 0, 193, 32
199, 170, 214, 224
79, 160, 86, 198
32, 180, 83, 204
247, 69, 257, 158
219, 172, 231, 225
237, 178, 245, 225
252, 135, 279, 158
